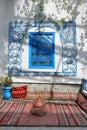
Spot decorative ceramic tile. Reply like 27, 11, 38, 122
8, 21, 77, 76
60, 21, 77, 76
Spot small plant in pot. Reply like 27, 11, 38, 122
0, 75, 12, 99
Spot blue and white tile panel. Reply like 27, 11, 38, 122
8, 21, 77, 76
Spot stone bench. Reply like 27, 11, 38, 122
11, 83, 87, 113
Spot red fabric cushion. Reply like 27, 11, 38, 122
53, 93, 78, 101
12, 85, 27, 98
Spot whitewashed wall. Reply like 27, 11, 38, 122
0, 0, 7, 75
0, 0, 87, 84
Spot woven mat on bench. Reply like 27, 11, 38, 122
0, 101, 87, 126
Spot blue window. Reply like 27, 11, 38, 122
29, 32, 55, 69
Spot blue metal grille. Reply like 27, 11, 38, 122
29, 32, 55, 68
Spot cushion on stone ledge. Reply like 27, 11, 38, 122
12, 85, 27, 98
76, 93, 87, 113
52, 84, 80, 101
53, 93, 78, 101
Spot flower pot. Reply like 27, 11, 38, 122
2, 86, 12, 99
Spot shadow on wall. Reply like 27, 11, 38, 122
0, 0, 8, 75
0, 0, 36, 76
0, 0, 87, 79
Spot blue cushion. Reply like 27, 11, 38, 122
82, 79, 87, 97
82, 79, 87, 91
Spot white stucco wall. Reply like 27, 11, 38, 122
0, 0, 87, 84
0, 0, 7, 75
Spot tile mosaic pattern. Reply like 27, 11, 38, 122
60, 21, 77, 76
8, 21, 77, 76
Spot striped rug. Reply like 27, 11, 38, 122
0, 101, 87, 126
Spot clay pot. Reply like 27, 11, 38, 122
30, 95, 47, 116
33, 95, 46, 108
30, 107, 47, 116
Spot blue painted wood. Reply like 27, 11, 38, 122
29, 32, 55, 69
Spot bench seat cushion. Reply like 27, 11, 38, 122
76, 93, 87, 113
53, 93, 78, 101
12, 85, 27, 98
52, 84, 80, 102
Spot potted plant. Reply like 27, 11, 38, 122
0, 75, 12, 99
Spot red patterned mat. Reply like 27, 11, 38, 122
0, 101, 87, 126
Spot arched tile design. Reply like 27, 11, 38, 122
8, 21, 77, 76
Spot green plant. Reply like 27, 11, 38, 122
0, 75, 12, 87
